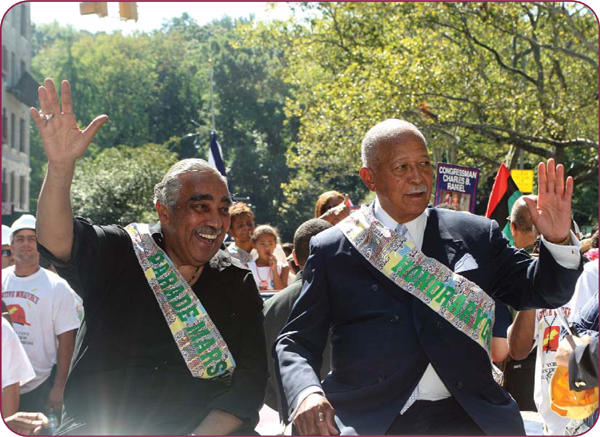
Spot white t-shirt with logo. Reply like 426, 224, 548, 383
2, 317, 35, 389
532, 275, 596, 435
2, 267, 81, 393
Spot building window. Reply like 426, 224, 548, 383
10, 114, 15, 149
11, 52, 16, 85
2, 109, 7, 143
10, 172, 16, 204
19, 118, 25, 152
20, 6, 28, 37
1, 46, 8, 78
19, 176, 27, 210
2, 169, 7, 202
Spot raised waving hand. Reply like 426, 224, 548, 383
523, 158, 574, 244
33, 78, 108, 261
30, 78, 108, 165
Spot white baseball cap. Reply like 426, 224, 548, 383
2, 225, 11, 246
10, 214, 36, 243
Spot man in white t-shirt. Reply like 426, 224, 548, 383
2, 317, 36, 416
2, 224, 14, 269
2, 214, 80, 416
507, 199, 593, 434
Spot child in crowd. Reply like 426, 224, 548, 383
248, 225, 289, 292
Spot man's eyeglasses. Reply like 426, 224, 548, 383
2, 249, 11, 257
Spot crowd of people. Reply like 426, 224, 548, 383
1, 78, 598, 436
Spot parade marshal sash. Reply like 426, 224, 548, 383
126, 223, 236, 379
338, 207, 495, 357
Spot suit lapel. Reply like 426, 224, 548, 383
422, 207, 467, 271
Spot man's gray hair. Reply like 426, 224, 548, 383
153, 159, 228, 210
361, 119, 427, 167
510, 195, 538, 233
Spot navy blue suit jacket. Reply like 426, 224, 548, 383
274, 207, 583, 435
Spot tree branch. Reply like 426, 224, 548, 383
406, 92, 478, 106
441, 121, 553, 158
445, 121, 598, 149
468, 4, 598, 66
535, 3, 598, 54
571, 168, 599, 185
490, 19, 598, 68
434, 9, 539, 86
466, 29, 539, 86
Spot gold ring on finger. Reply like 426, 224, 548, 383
318, 412, 325, 422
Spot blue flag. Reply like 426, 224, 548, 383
208, 131, 227, 177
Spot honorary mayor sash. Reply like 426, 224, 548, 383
338, 207, 495, 357
126, 223, 236, 379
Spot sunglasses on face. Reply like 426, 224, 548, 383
2, 249, 11, 257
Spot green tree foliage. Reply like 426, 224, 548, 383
163, 16, 299, 237
30, 22, 205, 212
29, 4, 597, 236
246, 2, 598, 224
211, 22, 296, 237
31, 17, 299, 238
70, 143, 178, 225
32, 27, 204, 149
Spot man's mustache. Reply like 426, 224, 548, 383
196, 227, 223, 236
407, 185, 428, 195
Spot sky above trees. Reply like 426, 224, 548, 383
4, 2, 291, 34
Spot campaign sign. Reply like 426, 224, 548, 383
434, 163, 480, 213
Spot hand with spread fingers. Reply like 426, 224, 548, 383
294, 393, 339, 436
320, 195, 351, 226
522, 158, 574, 244
5, 412, 48, 435
29, 78, 108, 166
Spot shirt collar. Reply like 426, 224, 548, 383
373, 197, 429, 250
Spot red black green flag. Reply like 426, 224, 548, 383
485, 163, 523, 245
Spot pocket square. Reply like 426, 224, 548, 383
454, 253, 479, 273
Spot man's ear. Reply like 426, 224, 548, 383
510, 222, 516, 236
359, 167, 376, 192
156, 202, 172, 226
292, 249, 300, 268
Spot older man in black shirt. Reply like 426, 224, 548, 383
33, 78, 267, 435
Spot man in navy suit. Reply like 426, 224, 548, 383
274, 119, 583, 435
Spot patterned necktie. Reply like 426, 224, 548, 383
395, 223, 409, 242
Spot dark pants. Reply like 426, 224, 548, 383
19, 370, 55, 414
385, 398, 484, 435
503, 349, 537, 411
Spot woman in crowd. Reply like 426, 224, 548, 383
227, 202, 256, 266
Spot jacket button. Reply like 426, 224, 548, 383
378, 374, 385, 382
391, 315, 400, 324
436, 321, 444, 329
230, 312, 237, 319
371, 283, 379, 292
456, 381, 464, 390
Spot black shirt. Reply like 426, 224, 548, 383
39, 218, 267, 435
